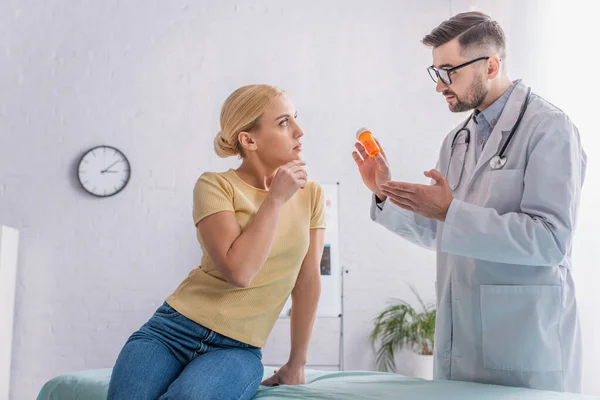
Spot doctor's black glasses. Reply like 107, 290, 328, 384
427, 56, 490, 85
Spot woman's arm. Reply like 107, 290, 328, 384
197, 196, 282, 288
261, 228, 325, 386
197, 161, 307, 288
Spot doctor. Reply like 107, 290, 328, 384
353, 12, 587, 393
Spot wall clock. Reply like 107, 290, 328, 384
77, 145, 131, 197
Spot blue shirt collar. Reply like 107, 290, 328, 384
474, 83, 516, 128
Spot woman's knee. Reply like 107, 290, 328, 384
160, 348, 264, 400
107, 334, 183, 399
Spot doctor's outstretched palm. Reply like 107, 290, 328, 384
352, 140, 391, 200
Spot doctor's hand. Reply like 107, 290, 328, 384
380, 169, 453, 221
352, 139, 391, 200
261, 363, 305, 387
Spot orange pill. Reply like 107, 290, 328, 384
356, 127, 381, 157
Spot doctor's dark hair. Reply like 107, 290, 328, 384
422, 11, 506, 60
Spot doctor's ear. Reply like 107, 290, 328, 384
486, 56, 502, 80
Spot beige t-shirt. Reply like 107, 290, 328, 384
166, 169, 326, 347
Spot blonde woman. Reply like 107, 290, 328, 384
107, 85, 326, 400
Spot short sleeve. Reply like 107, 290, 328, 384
192, 172, 235, 226
310, 181, 327, 229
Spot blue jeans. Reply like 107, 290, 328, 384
107, 302, 264, 400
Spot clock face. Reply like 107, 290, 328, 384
77, 146, 131, 197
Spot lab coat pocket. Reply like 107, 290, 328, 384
480, 284, 562, 372
481, 169, 524, 213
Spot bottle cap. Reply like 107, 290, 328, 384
356, 127, 370, 140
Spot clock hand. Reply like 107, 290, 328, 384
101, 160, 120, 173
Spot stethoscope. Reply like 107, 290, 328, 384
446, 87, 531, 190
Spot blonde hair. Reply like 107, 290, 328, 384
214, 84, 284, 158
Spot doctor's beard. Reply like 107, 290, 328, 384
445, 73, 488, 113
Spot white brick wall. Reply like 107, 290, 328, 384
1, 1, 598, 399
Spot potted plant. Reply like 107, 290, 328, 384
369, 285, 436, 379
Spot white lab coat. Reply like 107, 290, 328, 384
371, 80, 587, 393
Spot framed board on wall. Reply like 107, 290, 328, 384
280, 182, 341, 318
0, 225, 19, 399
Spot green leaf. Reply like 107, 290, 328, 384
370, 285, 437, 371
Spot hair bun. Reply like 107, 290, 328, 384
213, 130, 239, 158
